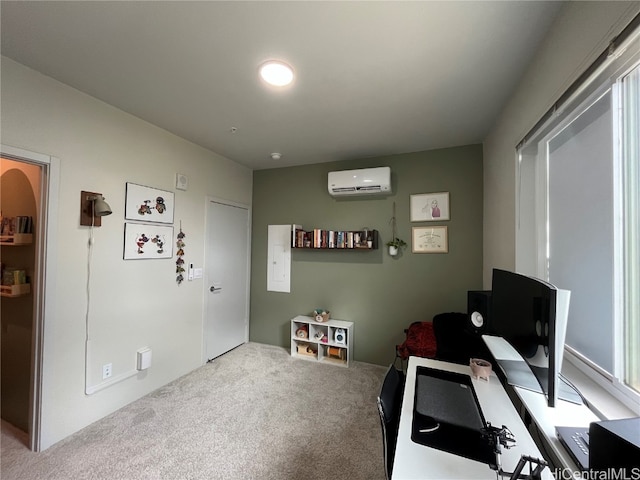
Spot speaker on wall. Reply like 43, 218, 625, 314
467, 290, 492, 334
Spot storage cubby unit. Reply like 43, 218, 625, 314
292, 225, 378, 250
290, 315, 354, 367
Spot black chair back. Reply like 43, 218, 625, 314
376, 365, 404, 480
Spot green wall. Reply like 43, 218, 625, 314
250, 145, 484, 365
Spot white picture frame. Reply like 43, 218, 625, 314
410, 192, 450, 222
125, 182, 175, 224
123, 222, 174, 260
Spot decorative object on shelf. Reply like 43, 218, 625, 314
176, 223, 186, 284
313, 331, 325, 341
296, 343, 316, 357
470, 358, 492, 381
313, 308, 330, 322
123, 223, 174, 259
334, 328, 347, 345
361, 227, 372, 247
296, 324, 309, 339
410, 192, 450, 222
327, 346, 346, 361
387, 201, 406, 256
412, 226, 448, 253
125, 182, 175, 224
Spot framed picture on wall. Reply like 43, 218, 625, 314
412, 226, 448, 253
410, 192, 450, 221
123, 222, 174, 260
125, 182, 175, 224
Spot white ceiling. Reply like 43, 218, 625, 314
1, 1, 564, 170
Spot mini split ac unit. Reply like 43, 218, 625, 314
327, 167, 392, 196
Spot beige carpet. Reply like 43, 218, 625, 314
1, 342, 387, 480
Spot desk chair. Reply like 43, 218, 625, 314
377, 364, 404, 480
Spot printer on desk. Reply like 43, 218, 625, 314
557, 417, 640, 472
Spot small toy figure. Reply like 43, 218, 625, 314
136, 234, 149, 254
138, 201, 152, 215
155, 196, 166, 214
296, 324, 309, 339
151, 234, 164, 254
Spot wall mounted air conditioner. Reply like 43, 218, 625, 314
328, 167, 391, 196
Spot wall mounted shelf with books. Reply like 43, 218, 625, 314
291, 224, 378, 250
0, 234, 33, 246
1, 283, 31, 298
1, 267, 30, 297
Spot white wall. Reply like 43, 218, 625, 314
1, 57, 252, 449
482, 1, 640, 287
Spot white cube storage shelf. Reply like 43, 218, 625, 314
290, 315, 354, 367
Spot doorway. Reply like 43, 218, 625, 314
1, 145, 58, 452
1, 158, 39, 439
204, 198, 250, 362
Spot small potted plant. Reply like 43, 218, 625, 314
386, 237, 406, 256
386, 201, 406, 256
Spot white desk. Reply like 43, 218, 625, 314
482, 335, 599, 471
392, 356, 553, 480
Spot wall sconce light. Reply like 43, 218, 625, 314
80, 190, 112, 226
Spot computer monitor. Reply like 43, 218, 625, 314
490, 268, 577, 407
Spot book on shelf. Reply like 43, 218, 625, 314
0, 215, 33, 236
2, 268, 27, 286
291, 225, 376, 249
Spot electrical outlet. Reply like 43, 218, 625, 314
102, 363, 112, 380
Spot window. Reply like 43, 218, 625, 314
516, 23, 640, 412
620, 65, 640, 393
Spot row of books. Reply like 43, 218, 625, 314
1, 267, 28, 286
292, 229, 373, 249
0, 215, 33, 236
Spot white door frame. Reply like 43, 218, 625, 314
1, 144, 59, 452
202, 196, 251, 364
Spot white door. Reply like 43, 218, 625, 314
204, 199, 250, 361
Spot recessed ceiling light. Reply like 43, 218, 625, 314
259, 61, 294, 87
270, 153, 282, 160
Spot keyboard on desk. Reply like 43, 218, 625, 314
556, 426, 589, 471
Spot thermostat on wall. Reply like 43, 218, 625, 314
176, 173, 189, 191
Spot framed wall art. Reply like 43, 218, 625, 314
410, 192, 450, 222
123, 222, 174, 260
412, 226, 448, 253
125, 182, 175, 224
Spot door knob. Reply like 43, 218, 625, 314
210, 286, 222, 292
